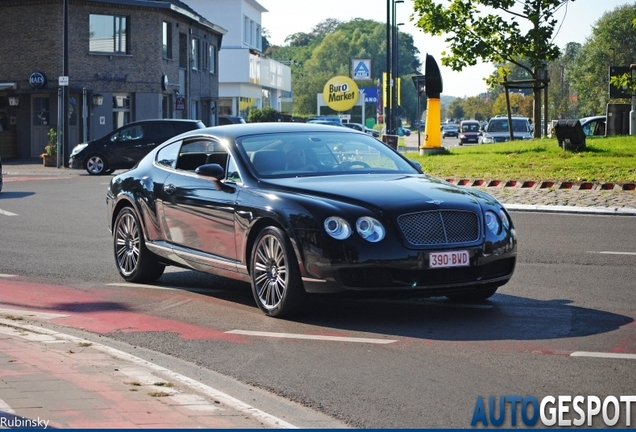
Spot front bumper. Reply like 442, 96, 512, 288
69, 156, 84, 169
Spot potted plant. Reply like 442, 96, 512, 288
41, 128, 57, 167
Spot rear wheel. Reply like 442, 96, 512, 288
446, 285, 498, 302
250, 226, 307, 318
85, 154, 108, 175
113, 207, 165, 283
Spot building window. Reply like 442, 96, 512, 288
179, 33, 187, 68
256, 24, 262, 51
202, 42, 208, 71
209, 45, 216, 74
113, 94, 132, 130
89, 14, 128, 54
191, 38, 200, 70
163, 22, 172, 59
243, 16, 249, 45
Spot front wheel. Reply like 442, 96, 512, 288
250, 226, 307, 318
113, 207, 165, 283
85, 154, 108, 175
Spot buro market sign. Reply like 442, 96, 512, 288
323, 76, 359, 111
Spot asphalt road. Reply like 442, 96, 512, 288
0, 173, 635, 428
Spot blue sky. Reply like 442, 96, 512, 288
260, 0, 631, 98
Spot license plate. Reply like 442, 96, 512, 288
429, 250, 470, 268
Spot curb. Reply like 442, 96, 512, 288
445, 178, 636, 192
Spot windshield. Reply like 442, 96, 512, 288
488, 118, 530, 133
237, 131, 419, 178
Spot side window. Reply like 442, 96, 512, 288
175, 139, 229, 173
156, 141, 181, 169
149, 121, 175, 140
113, 124, 144, 142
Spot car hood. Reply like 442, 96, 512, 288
262, 174, 488, 214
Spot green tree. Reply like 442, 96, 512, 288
572, 4, 636, 116
267, 19, 422, 121
412, 0, 573, 138
247, 107, 280, 123
463, 96, 492, 121
446, 97, 465, 120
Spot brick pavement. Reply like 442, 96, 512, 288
0, 316, 292, 429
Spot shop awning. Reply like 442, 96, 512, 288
0, 83, 17, 91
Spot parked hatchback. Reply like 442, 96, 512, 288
70, 119, 205, 175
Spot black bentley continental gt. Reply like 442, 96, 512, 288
106, 123, 517, 317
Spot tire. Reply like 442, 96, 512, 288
446, 285, 498, 302
113, 207, 165, 283
85, 154, 108, 175
250, 226, 307, 318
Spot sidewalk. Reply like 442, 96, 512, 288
0, 315, 295, 429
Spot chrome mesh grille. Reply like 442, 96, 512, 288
397, 210, 479, 245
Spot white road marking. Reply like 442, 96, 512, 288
0, 208, 18, 216
0, 274, 16, 278
226, 330, 397, 344
587, 251, 636, 256
0, 307, 69, 319
571, 351, 636, 360
0, 398, 15, 414
108, 282, 224, 293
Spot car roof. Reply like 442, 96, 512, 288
579, 116, 606, 124
176, 121, 361, 141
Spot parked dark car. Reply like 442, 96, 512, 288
106, 123, 517, 317
69, 119, 205, 175
343, 122, 380, 137
307, 116, 344, 126
218, 115, 246, 125
441, 124, 459, 138
0, 154, 3, 192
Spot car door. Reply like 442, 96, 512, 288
108, 122, 152, 167
160, 138, 240, 273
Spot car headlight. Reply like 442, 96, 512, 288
356, 217, 385, 242
485, 210, 501, 235
499, 208, 510, 230
324, 217, 351, 240
70, 143, 88, 157
481, 135, 494, 143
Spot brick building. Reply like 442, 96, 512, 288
0, 0, 226, 161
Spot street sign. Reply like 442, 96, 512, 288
351, 59, 371, 81
59, 76, 69, 86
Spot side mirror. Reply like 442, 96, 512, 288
195, 163, 225, 180
408, 159, 423, 172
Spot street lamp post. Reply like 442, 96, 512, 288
411, 75, 425, 149
392, 0, 403, 135
385, 0, 402, 137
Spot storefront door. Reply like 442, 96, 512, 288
31, 95, 52, 157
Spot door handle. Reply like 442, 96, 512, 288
163, 184, 176, 194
